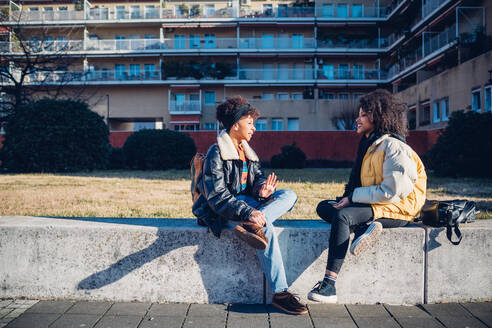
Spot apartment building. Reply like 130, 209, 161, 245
0, 0, 490, 132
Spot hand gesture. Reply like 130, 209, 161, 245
259, 173, 278, 198
333, 197, 350, 210
249, 210, 266, 226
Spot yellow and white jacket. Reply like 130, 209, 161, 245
351, 134, 427, 221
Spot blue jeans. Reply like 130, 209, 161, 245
227, 189, 297, 294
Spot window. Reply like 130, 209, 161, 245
441, 98, 449, 121
116, 6, 126, 19
204, 34, 215, 49
263, 4, 273, 16
353, 64, 364, 80
485, 86, 492, 112
419, 101, 431, 126
339, 93, 349, 100
408, 105, 417, 130
129, 64, 140, 78
278, 4, 288, 17
292, 34, 304, 49
134, 122, 155, 131
262, 64, 274, 80
29, 7, 39, 11
174, 35, 186, 49
322, 4, 334, 17
130, 5, 140, 18
204, 4, 215, 17
144, 64, 155, 79
277, 93, 289, 100
278, 63, 289, 79
115, 35, 126, 50
337, 4, 348, 18
319, 91, 336, 100
204, 91, 216, 105
271, 118, 284, 131
322, 64, 335, 79
352, 4, 363, 17
261, 34, 274, 49
189, 35, 201, 49
115, 64, 126, 80
292, 93, 303, 100
353, 93, 363, 100
203, 123, 216, 130
255, 118, 267, 131
433, 101, 441, 123
174, 124, 199, 131
58, 6, 68, 11
145, 5, 156, 18
472, 89, 481, 112
262, 93, 274, 100
287, 118, 299, 131
339, 64, 350, 79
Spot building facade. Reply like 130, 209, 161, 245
0, 0, 490, 133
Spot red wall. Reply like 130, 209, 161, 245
110, 130, 442, 161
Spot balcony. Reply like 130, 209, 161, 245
86, 7, 160, 20
24, 70, 161, 84
2, 40, 83, 53
169, 100, 201, 114
315, 5, 386, 18
161, 7, 234, 19
86, 39, 161, 51
317, 68, 384, 81
422, 0, 449, 20
9, 10, 84, 22
423, 24, 457, 57
238, 68, 314, 80
239, 37, 315, 49
240, 6, 315, 18
163, 38, 236, 50
317, 38, 384, 49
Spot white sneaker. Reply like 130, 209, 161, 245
350, 221, 382, 256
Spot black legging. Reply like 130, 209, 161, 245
317, 200, 409, 274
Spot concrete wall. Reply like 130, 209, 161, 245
1, 217, 490, 304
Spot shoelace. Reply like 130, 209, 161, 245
312, 280, 327, 291
285, 292, 304, 307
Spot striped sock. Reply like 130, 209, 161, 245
323, 274, 337, 286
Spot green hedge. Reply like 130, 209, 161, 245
123, 129, 196, 170
427, 110, 492, 177
0, 98, 109, 172
271, 143, 307, 169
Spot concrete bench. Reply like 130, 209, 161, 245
0, 216, 490, 304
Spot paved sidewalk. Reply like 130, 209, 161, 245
1, 299, 491, 328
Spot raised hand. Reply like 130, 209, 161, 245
259, 173, 279, 198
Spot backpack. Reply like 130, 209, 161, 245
190, 153, 206, 203
419, 199, 478, 245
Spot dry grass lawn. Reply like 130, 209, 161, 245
1, 169, 491, 220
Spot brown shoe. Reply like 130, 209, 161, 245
272, 291, 308, 315
233, 222, 268, 250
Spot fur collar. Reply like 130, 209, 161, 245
217, 130, 260, 162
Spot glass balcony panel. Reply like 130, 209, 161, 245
321, 4, 334, 17
261, 35, 274, 49
352, 4, 363, 17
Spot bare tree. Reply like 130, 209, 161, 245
330, 99, 359, 131
0, 4, 92, 121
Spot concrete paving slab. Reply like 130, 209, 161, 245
422, 303, 474, 317
227, 316, 269, 328
269, 314, 312, 328
187, 304, 228, 317
49, 314, 101, 328
147, 303, 189, 316
3, 309, 27, 319
24, 301, 74, 314
384, 305, 431, 318
183, 316, 225, 327
0, 309, 13, 318
228, 304, 269, 316
351, 317, 400, 328
311, 317, 358, 328
0, 301, 12, 308
308, 304, 351, 318
346, 304, 391, 317
140, 316, 184, 328
426, 222, 492, 302
105, 302, 151, 316
93, 315, 142, 328
460, 303, 492, 326
394, 317, 443, 328
4, 313, 59, 328
66, 301, 113, 314
434, 316, 488, 328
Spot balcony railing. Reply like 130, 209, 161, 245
423, 24, 457, 56
422, 0, 448, 19
2, 40, 83, 53
86, 7, 160, 20
238, 68, 315, 80
86, 39, 161, 51
315, 5, 387, 18
24, 70, 161, 83
161, 8, 234, 19
239, 6, 315, 18
317, 68, 384, 80
163, 38, 236, 50
169, 100, 201, 113
9, 10, 84, 21
239, 37, 315, 49
317, 38, 384, 49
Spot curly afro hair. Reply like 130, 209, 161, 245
216, 95, 260, 130
359, 89, 408, 137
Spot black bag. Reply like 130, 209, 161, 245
420, 199, 478, 245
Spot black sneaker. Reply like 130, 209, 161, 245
307, 280, 337, 303
350, 221, 382, 256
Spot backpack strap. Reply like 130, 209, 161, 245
446, 211, 463, 245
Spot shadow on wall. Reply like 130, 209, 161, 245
51, 217, 325, 304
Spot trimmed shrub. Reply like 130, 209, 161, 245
108, 147, 126, 169
427, 110, 492, 177
0, 98, 109, 172
123, 129, 196, 170
270, 143, 307, 169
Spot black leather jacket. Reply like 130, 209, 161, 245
192, 143, 267, 238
